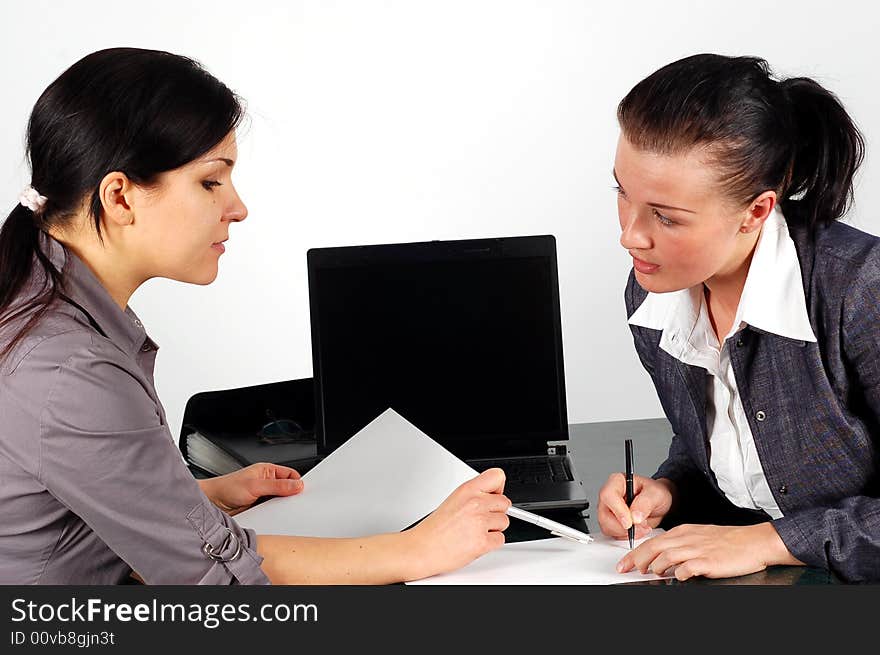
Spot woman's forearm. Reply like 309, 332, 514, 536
254, 469, 509, 584
256, 531, 427, 584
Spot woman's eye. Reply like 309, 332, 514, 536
653, 208, 674, 226
612, 185, 626, 197
202, 180, 222, 191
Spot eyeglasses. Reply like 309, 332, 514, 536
257, 410, 314, 445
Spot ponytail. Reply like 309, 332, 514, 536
0, 203, 63, 363
0, 205, 39, 309
780, 77, 865, 229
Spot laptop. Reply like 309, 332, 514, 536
306, 234, 588, 511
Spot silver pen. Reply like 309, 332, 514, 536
507, 505, 593, 544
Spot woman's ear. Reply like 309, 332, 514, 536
740, 190, 777, 234
98, 171, 136, 227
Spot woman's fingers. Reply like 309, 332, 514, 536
598, 473, 632, 531
247, 476, 304, 498
473, 467, 506, 494
485, 512, 511, 533
598, 503, 629, 538
269, 464, 302, 480
598, 473, 665, 534
486, 495, 513, 513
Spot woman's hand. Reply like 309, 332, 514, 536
597, 473, 674, 540
615, 522, 804, 580
199, 463, 304, 515
405, 468, 511, 580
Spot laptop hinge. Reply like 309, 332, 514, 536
457, 439, 561, 460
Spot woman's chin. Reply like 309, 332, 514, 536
172, 266, 219, 286
196, 269, 220, 285
634, 270, 686, 294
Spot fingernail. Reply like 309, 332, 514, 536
632, 511, 644, 524
616, 560, 625, 573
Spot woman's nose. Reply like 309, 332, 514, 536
225, 190, 248, 223
619, 211, 651, 251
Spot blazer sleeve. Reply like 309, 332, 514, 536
38, 340, 270, 585
771, 264, 880, 582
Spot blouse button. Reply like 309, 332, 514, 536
736, 338, 744, 347
756, 410, 766, 421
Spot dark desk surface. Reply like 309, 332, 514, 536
503, 417, 838, 585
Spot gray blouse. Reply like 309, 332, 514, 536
0, 232, 270, 584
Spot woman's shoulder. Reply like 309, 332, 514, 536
2, 302, 160, 436
815, 220, 880, 264
0, 300, 123, 377
791, 220, 880, 290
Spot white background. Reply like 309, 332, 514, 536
2, 1, 878, 440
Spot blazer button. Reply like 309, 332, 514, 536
736, 338, 744, 347
779, 484, 788, 495
756, 410, 766, 421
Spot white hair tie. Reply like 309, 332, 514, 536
19, 185, 48, 213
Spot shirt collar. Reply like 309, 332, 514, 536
628, 208, 817, 344
40, 231, 158, 355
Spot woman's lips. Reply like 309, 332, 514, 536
211, 242, 226, 254
632, 256, 659, 274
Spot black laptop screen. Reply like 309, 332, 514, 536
308, 237, 569, 457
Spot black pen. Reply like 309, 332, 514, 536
625, 438, 634, 549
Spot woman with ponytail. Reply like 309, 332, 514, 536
0, 48, 510, 585
597, 54, 878, 582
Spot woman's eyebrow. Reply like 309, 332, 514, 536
612, 168, 696, 214
201, 157, 235, 166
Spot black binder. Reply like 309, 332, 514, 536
178, 377, 318, 478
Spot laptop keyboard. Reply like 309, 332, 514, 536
468, 456, 573, 485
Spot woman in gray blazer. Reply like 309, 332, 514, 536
0, 48, 511, 585
597, 53, 878, 582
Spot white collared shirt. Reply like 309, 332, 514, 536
628, 209, 816, 519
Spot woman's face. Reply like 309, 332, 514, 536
613, 133, 748, 293
131, 131, 247, 285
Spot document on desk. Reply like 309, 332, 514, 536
408, 532, 673, 585
234, 408, 476, 538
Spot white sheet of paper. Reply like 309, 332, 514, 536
234, 408, 476, 538
407, 531, 673, 585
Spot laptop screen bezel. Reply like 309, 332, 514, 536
306, 234, 570, 458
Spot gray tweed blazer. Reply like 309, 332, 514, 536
625, 219, 880, 582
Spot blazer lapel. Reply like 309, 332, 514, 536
674, 358, 710, 469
